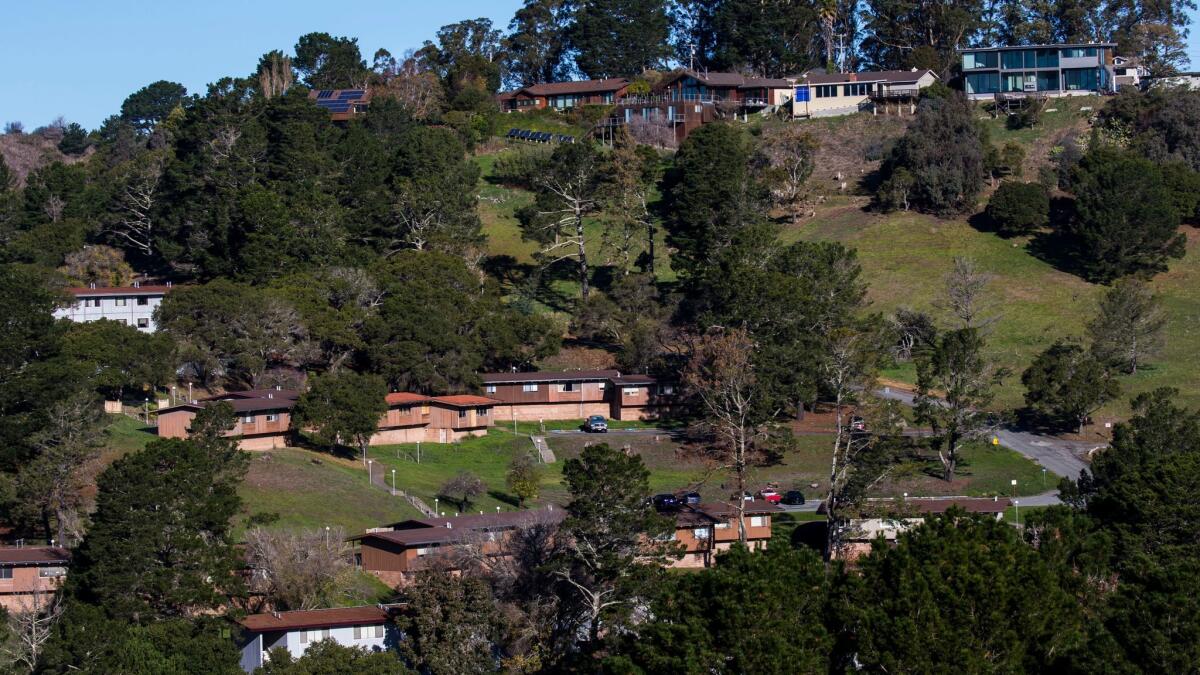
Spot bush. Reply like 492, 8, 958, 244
986, 182, 1049, 235
491, 146, 552, 188
57, 122, 92, 156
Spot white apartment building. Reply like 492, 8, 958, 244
52, 283, 171, 332
237, 606, 399, 672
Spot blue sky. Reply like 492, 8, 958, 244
0, 0, 523, 129
1, 1, 1197, 130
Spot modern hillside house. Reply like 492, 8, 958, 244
960, 43, 1116, 98
53, 282, 172, 332
307, 88, 371, 121
791, 69, 938, 117
497, 78, 631, 111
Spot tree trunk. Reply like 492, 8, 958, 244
645, 221, 656, 277
576, 213, 589, 300
736, 429, 747, 544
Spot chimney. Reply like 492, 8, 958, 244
275, 385, 282, 390
849, 73, 857, 82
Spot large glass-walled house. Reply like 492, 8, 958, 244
960, 43, 1116, 98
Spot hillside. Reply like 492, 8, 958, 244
0, 130, 88, 185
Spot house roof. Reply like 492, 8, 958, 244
517, 78, 630, 96
610, 374, 656, 386
481, 369, 621, 384
239, 606, 389, 633
695, 501, 783, 517
356, 507, 566, 547
801, 69, 936, 85
0, 546, 69, 566
159, 392, 297, 416
659, 70, 793, 90
67, 285, 173, 297
203, 389, 299, 402
386, 392, 430, 406
958, 42, 1116, 53
432, 395, 500, 408
818, 497, 1012, 516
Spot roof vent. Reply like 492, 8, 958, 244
267, 393, 273, 399
89, 283, 96, 289
133, 281, 140, 288
446, 522, 452, 529
166, 281, 172, 287
272, 611, 280, 619
911, 66, 919, 72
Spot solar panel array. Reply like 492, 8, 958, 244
505, 128, 576, 144
313, 90, 367, 114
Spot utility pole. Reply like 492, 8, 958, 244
687, 42, 696, 72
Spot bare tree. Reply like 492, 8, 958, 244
624, 114, 676, 149
521, 144, 603, 300
1088, 278, 1167, 375
2, 587, 63, 672
439, 472, 487, 512
42, 195, 65, 223
601, 131, 658, 276
257, 51, 294, 99
940, 257, 996, 330
58, 245, 135, 288
682, 327, 769, 543
756, 125, 818, 223
16, 392, 105, 546
108, 152, 166, 258
244, 526, 362, 611
377, 51, 446, 120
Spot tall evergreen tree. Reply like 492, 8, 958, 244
569, 0, 673, 78
504, 0, 572, 86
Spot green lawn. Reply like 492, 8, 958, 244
238, 448, 420, 537
879, 442, 1060, 498
101, 414, 157, 459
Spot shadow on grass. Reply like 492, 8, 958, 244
488, 490, 521, 507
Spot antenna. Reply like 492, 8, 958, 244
687, 42, 697, 71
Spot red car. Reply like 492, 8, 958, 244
758, 489, 782, 504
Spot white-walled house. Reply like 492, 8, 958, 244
237, 606, 399, 672
791, 69, 938, 118
52, 283, 171, 332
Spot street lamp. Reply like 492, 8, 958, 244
1014, 499, 1020, 526
434, 498, 439, 515
1041, 467, 1047, 489
367, 459, 374, 485
391, 469, 396, 496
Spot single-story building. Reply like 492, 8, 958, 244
237, 605, 400, 672
670, 501, 780, 569
481, 369, 674, 422
0, 546, 70, 612
498, 78, 630, 112
353, 507, 566, 587
792, 69, 938, 118
824, 496, 1012, 561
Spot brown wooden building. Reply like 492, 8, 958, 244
0, 546, 69, 612
308, 88, 371, 121
157, 389, 299, 451
670, 501, 780, 568
497, 78, 630, 112
372, 393, 498, 445
481, 370, 673, 422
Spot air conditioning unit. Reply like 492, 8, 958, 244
1023, 81, 1037, 91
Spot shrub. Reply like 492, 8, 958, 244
986, 182, 1049, 235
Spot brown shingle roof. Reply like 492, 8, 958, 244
239, 606, 389, 632
519, 78, 630, 96
0, 546, 69, 566
67, 285, 173, 297
610, 374, 656, 386
481, 370, 621, 384
801, 69, 936, 85
432, 395, 500, 408
386, 392, 430, 405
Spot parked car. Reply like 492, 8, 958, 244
652, 493, 681, 511
782, 490, 806, 505
758, 488, 782, 504
849, 416, 867, 433
583, 415, 608, 433
731, 491, 754, 502
679, 491, 702, 505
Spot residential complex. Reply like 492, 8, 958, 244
481, 369, 671, 422
0, 546, 70, 612
237, 605, 399, 672
156, 388, 499, 450
52, 283, 171, 332
960, 43, 1116, 99
671, 501, 779, 568
826, 497, 1011, 561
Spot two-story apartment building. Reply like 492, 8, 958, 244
237, 605, 400, 672
481, 370, 672, 422
372, 393, 498, 445
157, 389, 299, 451
824, 497, 1012, 562
498, 78, 631, 112
792, 69, 939, 118
0, 546, 70, 611
671, 501, 780, 568
960, 43, 1116, 99
353, 507, 566, 587
53, 282, 172, 332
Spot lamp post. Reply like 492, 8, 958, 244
391, 469, 396, 496
367, 459, 374, 485
434, 498, 439, 516
1014, 499, 1020, 526
1041, 467, 1047, 489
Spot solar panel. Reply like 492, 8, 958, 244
328, 104, 351, 112
317, 90, 334, 99
338, 90, 365, 100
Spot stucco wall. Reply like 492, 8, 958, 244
492, 402, 611, 423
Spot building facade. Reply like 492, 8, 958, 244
0, 546, 70, 612
825, 497, 1011, 561
371, 393, 498, 445
481, 370, 672, 422
237, 606, 399, 672
157, 389, 299, 451
670, 501, 779, 568
498, 78, 631, 112
960, 43, 1116, 98
308, 89, 371, 121
792, 69, 938, 118
53, 283, 171, 332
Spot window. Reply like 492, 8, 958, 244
485, 385, 496, 394
353, 625, 383, 640
814, 85, 838, 98
1001, 49, 1027, 69
1035, 49, 1058, 68
265, 414, 278, 422
137, 318, 149, 328
750, 516, 767, 527
115, 297, 127, 306
962, 51, 998, 69
1061, 47, 1098, 59
843, 83, 871, 96
416, 547, 430, 557
1063, 68, 1099, 91
399, 405, 412, 414
559, 382, 576, 392
300, 629, 330, 644
241, 415, 256, 424
623, 387, 640, 396
39, 566, 67, 578
458, 409, 467, 419
522, 384, 539, 393
0, 568, 11, 580
714, 522, 730, 530
597, 382, 606, 390
136, 297, 149, 306
85, 298, 101, 308
693, 527, 710, 539
476, 406, 489, 416
659, 384, 675, 396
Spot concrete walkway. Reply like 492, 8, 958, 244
532, 435, 556, 463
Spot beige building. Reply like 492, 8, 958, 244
0, 546, 69, 612
792, 69, 939, 118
